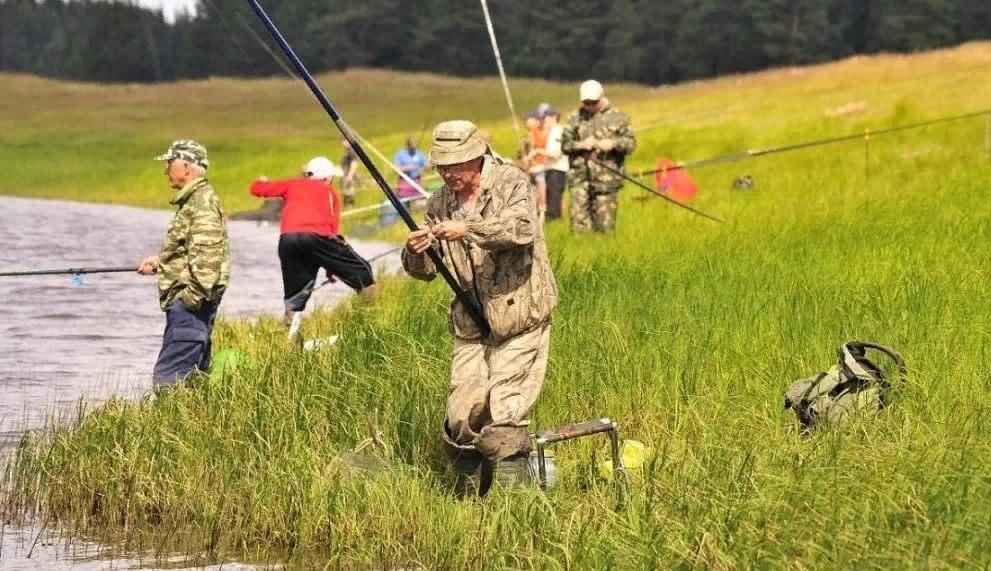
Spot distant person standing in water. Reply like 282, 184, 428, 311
250, 156, 377, 327
138, 140, 230, 388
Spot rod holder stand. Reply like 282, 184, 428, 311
531, 418, 625, 490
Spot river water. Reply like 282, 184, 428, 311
0, 195, 401, 568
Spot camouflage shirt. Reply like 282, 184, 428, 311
157, 177, 230, 311
402, 156, 558, 345
561, 103, 636, 191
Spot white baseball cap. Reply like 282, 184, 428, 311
303, 156, 344, 179
579, 79, 604, 102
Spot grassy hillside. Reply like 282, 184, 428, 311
4, 44, 991, 567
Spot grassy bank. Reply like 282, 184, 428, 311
4, 44, 991, 567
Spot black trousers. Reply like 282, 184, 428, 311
278, 232, 375, 311
545, 170, 567, 220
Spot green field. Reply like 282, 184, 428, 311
4, 43, 991, 567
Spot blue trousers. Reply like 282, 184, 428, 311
153, 299, 218, 386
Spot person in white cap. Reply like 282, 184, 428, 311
561, 79, 636, 233
250, 156, 376, 325
402, 120, 558, 496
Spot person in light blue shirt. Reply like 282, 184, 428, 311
393, 136, 429, 198
382, 136, 430, 226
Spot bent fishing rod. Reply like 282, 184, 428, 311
243, 0, 490, 338
589, 158, 724, 224
0, 266, 138, 278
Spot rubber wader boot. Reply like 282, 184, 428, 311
442, 428, 492, 497
475, 425, 535, 491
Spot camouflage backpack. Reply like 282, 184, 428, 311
784, 341, 906, 431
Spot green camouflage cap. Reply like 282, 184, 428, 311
429, 120, 488, 166
155, 139, 209, 170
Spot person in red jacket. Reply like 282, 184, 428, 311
250, 156, 376, 325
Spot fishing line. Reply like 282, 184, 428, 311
232, 9, 296, 79
356, 133, 430, 199
479, 0, 521, 140
201, 0, 258, 75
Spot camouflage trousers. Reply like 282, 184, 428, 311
445, 323, 551, 461
569, 183, 618, 233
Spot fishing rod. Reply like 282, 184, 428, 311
633, 108, 991, 178
244, 0, 491, 339
480, 0, 521, 140
589, 158, 724, 224
0, 266, 138, 278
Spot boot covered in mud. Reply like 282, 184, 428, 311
442, 425, 491, 497
475, 424, 535, 490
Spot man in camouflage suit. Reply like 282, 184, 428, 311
403, 120, 557, 495
138, 140, 231, 387
561, 79, 637, 233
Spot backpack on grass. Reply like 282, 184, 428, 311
784, 341, 907, 431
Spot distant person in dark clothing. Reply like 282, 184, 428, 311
340, 138, 360, 205
250, 156, 376, 326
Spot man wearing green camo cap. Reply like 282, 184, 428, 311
402, 120, 558, 496
137, 140, 230, 387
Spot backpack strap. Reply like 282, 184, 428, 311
845, 342, 907, 387
838, 341, 908, 407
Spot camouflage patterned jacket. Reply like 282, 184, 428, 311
561, 103, 636, 192
402, 156, 557, 345
157, 178, 230, 311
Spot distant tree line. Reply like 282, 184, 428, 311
1, 0, 990, 84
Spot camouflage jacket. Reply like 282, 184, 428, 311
157, 178, 231, 311
402, 156, 557, 345
561, 103, 636, 191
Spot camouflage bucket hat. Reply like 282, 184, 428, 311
430, 120, 488, 166
155, 139, 209, 170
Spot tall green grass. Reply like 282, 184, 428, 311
4, 44, 991, 567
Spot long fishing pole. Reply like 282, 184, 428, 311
0, 266, 138, 278
479, 0, 521, 140
590, 158, 724, 224
243, 0, 491, 338
634, 108, 991, 178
